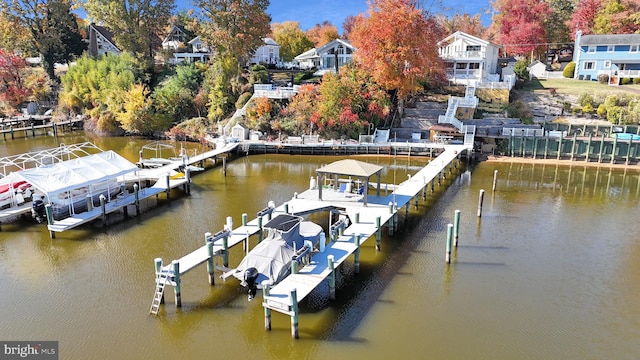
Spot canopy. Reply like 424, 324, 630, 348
316, 159, 383, 205
11, 150, 138, 198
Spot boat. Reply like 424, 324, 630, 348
221, 214, 324, 300
0, 180, 33, 209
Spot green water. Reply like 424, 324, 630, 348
0, 132, 639, 359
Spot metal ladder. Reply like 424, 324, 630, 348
149, 272, 171, 316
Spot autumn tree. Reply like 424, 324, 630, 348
0, 50, 30, 113
493, 0, 551, 55
193, 0, 271, 63
2, 0, 85, 79
280, 84, 318, 135
81, 0, 174, 65
342, 16, 357, 40
437, 12, 487, 38
271, 21, 314, 62
305, 21, 340, 47
0, 9, 33, 54
544, 0, 575, 44
349, 0, 445, 100
568, 0, 602, 38
593, 0, 640, 34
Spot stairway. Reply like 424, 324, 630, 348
149, 271, 172, 316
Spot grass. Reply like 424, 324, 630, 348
521, 77, 639, 97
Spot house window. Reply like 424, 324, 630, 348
604, 60, 611, 69
468, 63, 480, 69
583, 61, 595, 70
445, 62, 454, 69
194, 43, 202, 51
631, 45, 638, 53
466, 45, 481, 52
588, 46, 596, 53
456, 63, 467, 69
607, 45, 614, 52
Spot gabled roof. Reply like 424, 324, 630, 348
91, 24, 119, 50
263, 37, 279, 46
438, 31, 498, 48
163, 24, 195, 44
316, 159, 383, 178
316, 38, 354, 55
580, 33, 640, 46
294, 48, 318, 61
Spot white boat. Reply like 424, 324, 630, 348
221, 214, 324, 300
0, 180, 33, 209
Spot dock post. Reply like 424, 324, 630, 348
414, 194, 419, 209
290, 288, 299, 339
319, 232, 326, 252
45, 204, 55, 238
291, 258, 298, 274
388, 201, 394, 235
257, 215, 263, 242
284, 202, 289, 214
165, 173, 170, 198
222, 233, 229, 268
437, 171, 441, 185
262, 280, 271, 330
375, 216, 381, 251
422, 177, 427, 200
133, 183, 140, 215
31, 122, 35, 137
222, 156, 227, 176
477, 189, 485, 217
139, 150, 143, 164
52, 122, 57, 137
205, 233, 215, 285
328, 255, 335, 300
99, 194, 106, 225
431, 178, 435, 193
446, 223, 453, 264
242, 213, 248, 227
394, 202, 399, 232
10, 125, 14, 140
185, 167, 191, 194
154, 258, 165, 304
86, 194, 93, 211
172, 260, 181, 307
353, 234, 360, 274
453, 210, 461, 247
492, 170, 498, 192
354, 212, 359, 224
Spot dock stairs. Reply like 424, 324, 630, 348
149, 271, 172, 316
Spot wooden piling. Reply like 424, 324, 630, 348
446, 223, 453, 264
99, 194, 106, 225
257, 215, 263, 242
453, 209, 461, 247
45, 204, 55, 238
86, 194, 93, 211
165, 173, 170, 198
477, 189, 485, 217
291, 259, 298, 274
222, 233, 229, 268
263, 280, 271, 330
353, 234, 360, 274
205, 233, 215, 285
492, 170, 498, 192
290, 288, 299, 339
328, 255, 335, 300
222, 156, 227, 176
375, 216, 381, 251
388, 201, 394, 235
133, 183, 140, 215
172, 260, 181, 307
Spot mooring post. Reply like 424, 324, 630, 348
205, 233, 215, 285
10, 125, 14, 140
86, 194, 93, 212
353, 234, 360, 274
257, 215, 263, 242
99, 194, 106, 225
453, 210, 461, 247
154, 258, 165, 304
165, 173, 170, 198
290, 288, 299, 339
263, 280, 272, 330
477, 189, 485, 217
328, 255, 335, 300
319, 231, 326, 252
284, 202, 289, 214
492, 170, 498, 192
222, 233, 229, 268
388, 201, 394, 235
222, 156, 227, 176
172, 260, 181, 307
394, 202, 399, 232
422, 176, 427, 200
133, 183, 140, 215
375, 216, 381, 251
354, 212, 359, 224
31, 122, 35, 137
446, 223, 453, 264
185, 167, 191, 194
45, 204, 55, 238
611, 135, 618, 164
291, 258, 298, 274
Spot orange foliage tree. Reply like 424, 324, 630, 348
349, 0, 445, 100
305, 21, 340, 47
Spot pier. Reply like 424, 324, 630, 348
150, 144, 470, 338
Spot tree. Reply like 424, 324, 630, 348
493, 0, 551, 55
342, 15, 357, 40
271, 21, 314, 62
437, 12, 487, 38
81, 0, 174, 65
593, 0, 640, 34
349, 0, 445, 99
193, 0, 271, 63
2, 0, 85, 79
0, 9, 33, 54
305, 21, 339, 47
544, 0, 575, 44
0, 49, 30, 112
568, 0, 602, 38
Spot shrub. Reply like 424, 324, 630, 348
563, 62, 575, 78
571, 107, 582, 115
578, 93, 595, 107
563, 102, 572, 112
621, 77, 632, 85
597, 104, 607, 117
634, 78, 640, 84
597, 74, 609, 84
513, 59, 529, 81
582, 103, 594, 114
505, 99, 532, 121
235, 92, 252, 110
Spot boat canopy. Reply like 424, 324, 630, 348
3, 151, 138, 199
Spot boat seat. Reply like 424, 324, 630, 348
338, 183, 347, 193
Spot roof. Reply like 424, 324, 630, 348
294, 48, 319, 61
263, 37, 279, 46
580, 33, 640, 46
438, 31, 499, 48
316, 159, 383, 178
91, 24, 118, 49
316, 38, 354, 55
12, 151, 138, 197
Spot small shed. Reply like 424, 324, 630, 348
529, 60, 547, 79
315, 159, 383, 206
231, 123, 249, 140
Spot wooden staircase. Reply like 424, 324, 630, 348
149, 271, 172, 316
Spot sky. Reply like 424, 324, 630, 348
176, 0, 493, 33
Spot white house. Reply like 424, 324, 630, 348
293, 38, 355, 75
437, 31, 500, 84
528, 60, 547, 79
172, 36, 213, 64
293, 48, 320, 69
88, 23, 120, 58
162, 24, 193, 51
248, 38, 280, 65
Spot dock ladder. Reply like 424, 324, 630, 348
149, 271, 172, 316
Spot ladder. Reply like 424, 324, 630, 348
149, 271, 172, 316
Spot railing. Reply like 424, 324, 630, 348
439, 50, 486, 59
502, 128, 544, 137
253, 84, 299, 99
618, 70, 640, 78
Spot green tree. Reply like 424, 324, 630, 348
152, 63, 203, 122
544, 0, 575, 44
81, 0, 174, 65
513, 58, 530, 80
271, 21, 314, 62
593, 0, 640, 34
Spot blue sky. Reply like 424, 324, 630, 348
176, 0, 492, 33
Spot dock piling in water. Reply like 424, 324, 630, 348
477, 189, 485, 217
376, 216, 381, 251
263, 280, 271, 330
454, 210, 461, 247
172, 260, 181, 307
328, 255, 335, 300
45, 204, 55, 238
492, 170, 498, 192
205, 233, 215, 285
353, 234, 361, 274
446, 223, 453, 264
100, 194, 106, 225
290, 288, 299, 339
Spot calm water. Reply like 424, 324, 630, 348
1, 132, 639, 359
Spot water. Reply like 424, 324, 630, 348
1, 132, 639, 359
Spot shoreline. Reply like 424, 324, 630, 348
483, 155, 640, 170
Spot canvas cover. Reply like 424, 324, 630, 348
230, 232, 295, 286
8, 151, 138, 198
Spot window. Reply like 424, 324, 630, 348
588, 46, 596, 53
631, 45, 638, 53
583, 61, 595, 70
445, 62, 454, 68
607, 45, 614, 52
466, 45, 481, 52
456, 63, 467, 70
604, 60, 611, 69
469, 63, 480, 69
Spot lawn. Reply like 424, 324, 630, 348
522, 77, 640, 97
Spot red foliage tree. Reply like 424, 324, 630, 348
349, 0, 445, 99
342, 15, 357, 40
568, 0, 603, 38
0, 49, 30, 113
493, 0, 551, 55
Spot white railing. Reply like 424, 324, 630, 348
618, 70, 640, 78
463, 125, 476, 147
502, 128, 544, 137
439, 50, 486, 59
253, 84, 299, 99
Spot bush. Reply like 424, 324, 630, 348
578, 93, 595, 107
597, 104, 607, 117
505, 99, 532, 121
235, 92, 252, 110
597, 74, 609, 84
621, 77, 632, 85
634, 78, 640, 84
513, 59, 529, 81
582, 103, 594, 114
563, 62, 575, 78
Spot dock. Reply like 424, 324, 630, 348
150, 144, 470, 335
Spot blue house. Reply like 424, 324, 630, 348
573, 31, 640, 84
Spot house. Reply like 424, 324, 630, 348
437, 31, 500, 85
248, 38, 280, 65
573, 31, 640, 84
162, 24, 194, 51
528, 60, 547, 79
231, 123, 249, 140
88, 23, 120, 58
172, 36, 213, 64
293, 38, 354, 75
